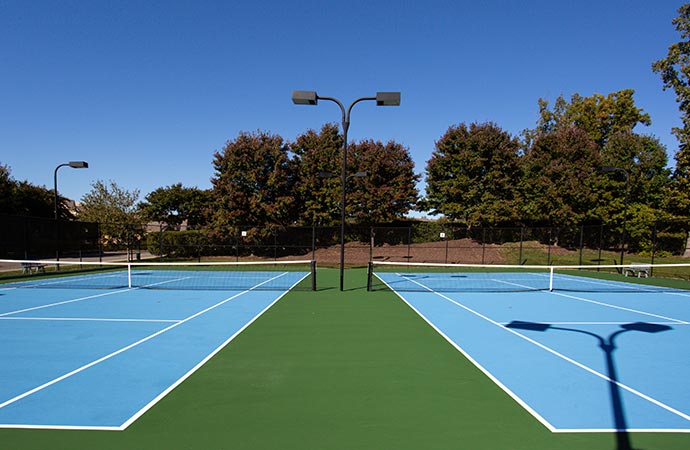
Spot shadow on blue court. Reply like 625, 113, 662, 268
376, 271, 690, 435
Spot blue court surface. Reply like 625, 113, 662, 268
376, 271, 690, 433
0, 270, 308, 430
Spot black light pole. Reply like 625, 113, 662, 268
53, 161, 88, 264
54, 161, 89, 219
293, 90, 400, 291
601, 166, 630, 267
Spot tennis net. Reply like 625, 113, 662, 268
0, 259, 316, 291
367, 261, 690, 293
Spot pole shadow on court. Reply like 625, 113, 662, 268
506, 320, 673, 450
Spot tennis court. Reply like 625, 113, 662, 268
0, 260, 313, 429
371, 262, 690, 433
2, 260, 690, 449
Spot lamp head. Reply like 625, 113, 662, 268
292, 90, 318, 105
376, 92, 401, 106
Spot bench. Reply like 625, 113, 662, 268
21, 262, 46, 274
624, 263, 650, 278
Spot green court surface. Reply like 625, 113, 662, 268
2, 268, 689, 450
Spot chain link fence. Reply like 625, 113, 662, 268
2, 214, 688, 267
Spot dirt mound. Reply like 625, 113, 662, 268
312, 238, 506, 266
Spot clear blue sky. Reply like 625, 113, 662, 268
0, 0, 685, 206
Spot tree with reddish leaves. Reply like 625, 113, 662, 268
346, 139, 419, 224
290, 123, 343, 226
519, 126, 605, 226
424, 122, 521, 224
291, 125, 419, 225
210, 130, 297, 236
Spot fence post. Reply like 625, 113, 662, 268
547, 227, 553, 265
23, 216, 29, 260
159, 223, 164, 261
519, 227, 524, 265
481, 227, 486, 264
98, 222, 103, 263
597, 224, 603, 271
236, 228, 240, 262
578, 224, 584, 266
55, 217, 61, 269
312, 224, 316, 262
651, 222, 657, 275
369, 227, 374, 263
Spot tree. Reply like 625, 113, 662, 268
424, 122, 522, 224
291, 124, 343, 226
531, 90, 651, 147
347, 139, 419, 223
291, 124, 419, 225
0, 163, 15, 214
139, 183, 212, 230
652, 3, 690, 217
519, 126, 605, 225
77, 180, 141, 247
603, 132, 671, 208
0, 161, 73, 219
12, 181, 61, 218
210, 130, 297, 234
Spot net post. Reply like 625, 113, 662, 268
127, 263, 132, 288
549, 266, 554, 292
311, 260, 317, 291
367, 262, 373, 291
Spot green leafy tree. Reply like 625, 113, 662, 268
603, 132, 671, 208
77, 180, 142, 248
139, 183, 212, 230
519, 126, 605, 226
531, 90, 651, 147
12, 182, 62, 218
347, 139, 419, 224
0, 162, 73, 219
652, 3, 690, 217
210, 130, 297, 235
424, 122, 522, 224
291, 124, 343, 226
0, 163, 15, 214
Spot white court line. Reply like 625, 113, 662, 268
0, 276, 192, 318
119, 270, 311, 430
379, 274, 557, 432
0, 289, 133, 318
484, 277, 690, 325
0, 316, 179, 323
552, 273, 665, 292
511, 321, 689, 327
0, 272, 290, 415
550, 291, 690, 325
7, 271, 129, 289
665, 290, 690, 298
391, 273, 690, 430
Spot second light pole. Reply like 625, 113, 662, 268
293, 90, 400, 290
